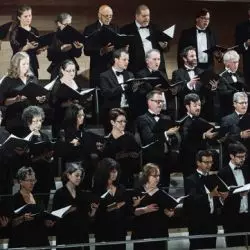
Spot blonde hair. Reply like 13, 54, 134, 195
8, 52, 30, 78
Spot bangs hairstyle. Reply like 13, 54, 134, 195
62, 162, 84, 185
8, 52, 30, 79
139, 163, 160, 185
22, 105, 45, 126
16, 5, 32, 19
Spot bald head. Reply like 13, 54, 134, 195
98, 5, 113, 25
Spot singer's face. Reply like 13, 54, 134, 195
113, 115, 127, 132
148, 168, 160, 187
136, 8, 150, 27
98, 6, 113, 25
115, 52, 129, 70
148, 93, 164, 114
146, 51, 161, 71
230, 153, 246, 167
184, 50, 197, 68
67, 170, 82, 186
226, 60, 239, 73
62, 64, 76, 79
186, 100, 201, 116
18, 9, 32, 26
109, 169, 118, 182
20, 173, 36, 192
196, 12, 210, 30
19, 58, 30, 77
29, 115, 43, 133
77, 109, 85, 126
197, 156, 213, 174
233, 97, 248, 114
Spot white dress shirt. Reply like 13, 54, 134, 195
196, 28, 208, 63
136, 21, 153, 54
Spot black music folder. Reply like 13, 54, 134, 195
239, 114, 250, 130
0, 22, 13, 40
146, 24, 176, 42
14, 83, 49, 99
86, 26, 134, 48
125, 77, 160, 93
14, 204, 42, 216
198, 70, 219, 85
55, 84, 95, 100
43, 205, 72, 221
203, 45, 239, 54
57, 25, 85, 44
30, 140, 55, 157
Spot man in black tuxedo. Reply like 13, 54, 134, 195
136, 90, 180, 187
220, 92, 250, 165
235, 6, 250, 90
179, 93, 218, 181
129, 49, 169, 118
219, 50, 247, 116
218, 143, 250, 247
172, 46, 204, 118
184, 150, 226, 250
83, 5, 119, 88
121, 4, 168, 74
177, 8, 216, 70
99, 48, 134, 133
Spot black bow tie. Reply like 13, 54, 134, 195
228, 72, 237, 77
186, 68, 195, 72
140, 25, 149, 29
150, 113, 160, 118
197, 29, 207, 33
199, 174, 208, 181
116, 71, 125, 76
234, 166, 241, 170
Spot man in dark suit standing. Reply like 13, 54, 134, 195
83, 5, 119, 88
235, 6, 250, 90
99, 48, 134, 133
220, 92, 250, 164
219, 50, 247, 116
121, 4, 168, 74
136, 90, 179, 187
179, 93, 218, 181
185, 150, 226, 250
177, 8, 216, 71
218, 143, 250, 247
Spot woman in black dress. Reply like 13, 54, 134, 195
9, 5, 45, 77
8, 167, 53, 248
0, 52, 46, 136
103, 108, 141, 188
93, 158, 134, 250
63, 103, 103, 188
22, 105, 54, 208
132, 163, 175, 250
49, 59, 81, 139
52, 164, 98, 250
47, 12, 83, 81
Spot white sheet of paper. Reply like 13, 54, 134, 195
51, 205, 72, 218
233, 183, 250, 194
163, 24, 175, 39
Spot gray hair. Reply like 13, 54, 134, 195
16, 167, 35, 182
223, 50, 240, 64
233, 92, 248, 103
22, 105, 45, 126
145, 49, 160, 60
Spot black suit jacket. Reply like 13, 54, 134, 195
136, 111, 177, 162
235, 20, 250, 87
99, 68, 134, 109
218, 165, 250, 217
83, 21, 120, 87
177, 26, 216, 69
121, 22, 167, 74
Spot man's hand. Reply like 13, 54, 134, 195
240, 129, 250, 139
166, 126, 179, 135
61, 44, 73, 52
73, 41, 83, 49
209, 79, 219, 91
100, 42, 114, 55
204, 128, 218, 139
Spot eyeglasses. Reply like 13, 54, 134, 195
100, 13, 113, 19
201, 161, 213, 165
150, 99, 164, 104
23, 179, 37, 184
200, 17, 210, 21
116, 120, 127, 124
32, 119, 43, 124
150, 174, 160, 178
236, 101, 248, 105
235, 155, 246, 159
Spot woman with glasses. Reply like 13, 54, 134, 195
49, 59, 82, 138
0, 52, 46, 137
22, 105, 54, 208
132, 163, 175, 250
63, 103, 104, 188
47, 12, 83, 81
52, 164, 98, 250
92, 158, 133, 250
8, 167, 53, 248
10, 5, 45, 77
103, 108, 140, 188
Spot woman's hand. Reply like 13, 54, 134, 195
23, 40, 38, 51
44, 219, 56, 227
23, 213, 34, 222
89, 203, 99, 217
36, 95, 46, 103
132, 196, 145, 207
73, 41, 83, 49
164, 208, 175, 217
144, 203, 159, 213
61, 44, 73, 52
0, 216, 9, 228
70, 138, 80, 146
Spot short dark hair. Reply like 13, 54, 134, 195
228, 142, 247, 156
16, 167, 35, 182
180, 46, 196, 58
196, 150, 213, 163
146, 90, 163, 101
109, 108, 126, 122
22, 105, 45, 126
184, 93, 200, 106
62, 163, 84, 185
135, 4, 149, 15
64, 103, 84, 129
196, 8, 210, 19
112, 48, 128, 61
